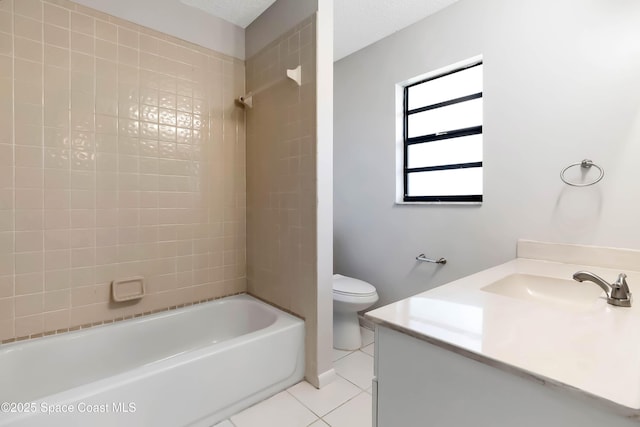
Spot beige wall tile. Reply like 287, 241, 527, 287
15, 78, 42, 105
69, 302, 107, 326
70, 11, 93, 36
14, 57, 42, 82
0, 32, 11, 56
245, 15, 316, 380
44, 44, 69, 67
0, 55, 11, 77
15, 251, 44, 274
71, 284, 108, 306
15, 0, 42, 21
44, 3, 69, 29
43, 309, 69, 331
0, 232, 13, 254
15, 293, 44, 316
73, 4, 109, 22
15, 272, 43, 295
0, 319, 13, 341
0, 275, 13, 298
95, 19, 116, 42
44, 23, 69, 48
118, 27, 138, 49
15, 313, 44, 337
44, 289, 70, 311
15, 230, 44, 252
139, 34, 158, 54
0, 10, 12, 34
95, 38, 116, 61
2, 0, 246, 341
15, 15, 43, 41
45, 249, 70, 270
71, 31, 93, 55
0, 253, 14, 277
0, 297, 14, 319
14, 37, 42, 61
45, 268, 70, 291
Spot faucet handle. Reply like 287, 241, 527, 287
615, 273, 628, 287
611, 273, 631, 301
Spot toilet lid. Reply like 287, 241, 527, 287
333, 274, 377, 297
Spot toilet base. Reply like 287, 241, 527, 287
333, 311, 362, 350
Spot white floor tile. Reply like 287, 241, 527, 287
323, 392, 372, 427
360, 327, 374, 347
308, 419, 330, 426
288, 377, 361, 417
230, 391, 318, 427
334, 350, 374, 390
361, 343, 374, 357
213, 420, 234, 427
332, 348, 352, 362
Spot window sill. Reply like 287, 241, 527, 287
394, 201, 482, 206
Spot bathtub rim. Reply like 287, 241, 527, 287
0, 293, 301, 353
0, 294, 305, 403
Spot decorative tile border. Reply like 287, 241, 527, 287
1, 291, 246, 345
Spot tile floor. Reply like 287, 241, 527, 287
215, 328, 375, 427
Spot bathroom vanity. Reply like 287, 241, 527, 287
366, 241, 640, 427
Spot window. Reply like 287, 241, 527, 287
402, 60, 483, 203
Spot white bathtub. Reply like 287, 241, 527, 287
0, 294, 305, 427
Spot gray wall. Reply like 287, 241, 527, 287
334, 0, 640, 307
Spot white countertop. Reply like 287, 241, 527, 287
366, 250, 640, 414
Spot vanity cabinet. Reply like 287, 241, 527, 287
373, 325, 639, 427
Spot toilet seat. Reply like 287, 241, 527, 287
333, 274, 377, 297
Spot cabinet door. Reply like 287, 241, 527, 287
375, 326, 638, 427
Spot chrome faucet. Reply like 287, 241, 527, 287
573, 271, 632, 307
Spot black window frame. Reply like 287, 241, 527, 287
403, 61, 483, 203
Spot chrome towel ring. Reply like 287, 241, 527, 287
560, 159, 604, 187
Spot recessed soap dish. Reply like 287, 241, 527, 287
112, 276, 145, 302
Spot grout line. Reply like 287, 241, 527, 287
64, 0, 72, 327
285, 386, 325, 419
287, 377, 367, 422
39, 0, 45, 330
358, 348, 374, 359
333, 371, 365, 391
10, 0, 16, 339
319, 390, 369, 422
91, 2, 97, 326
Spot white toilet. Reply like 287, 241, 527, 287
333, 274, 379, 350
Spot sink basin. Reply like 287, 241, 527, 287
482, 274, 605, 310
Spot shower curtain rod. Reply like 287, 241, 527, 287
238, 65, 302, 108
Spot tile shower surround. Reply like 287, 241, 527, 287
245, 16, 317, 381
0, 0, 247, 342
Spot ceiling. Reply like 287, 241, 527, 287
334, 0, 460, 61
179, 0, 461, 61
179, 0, 277, 29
